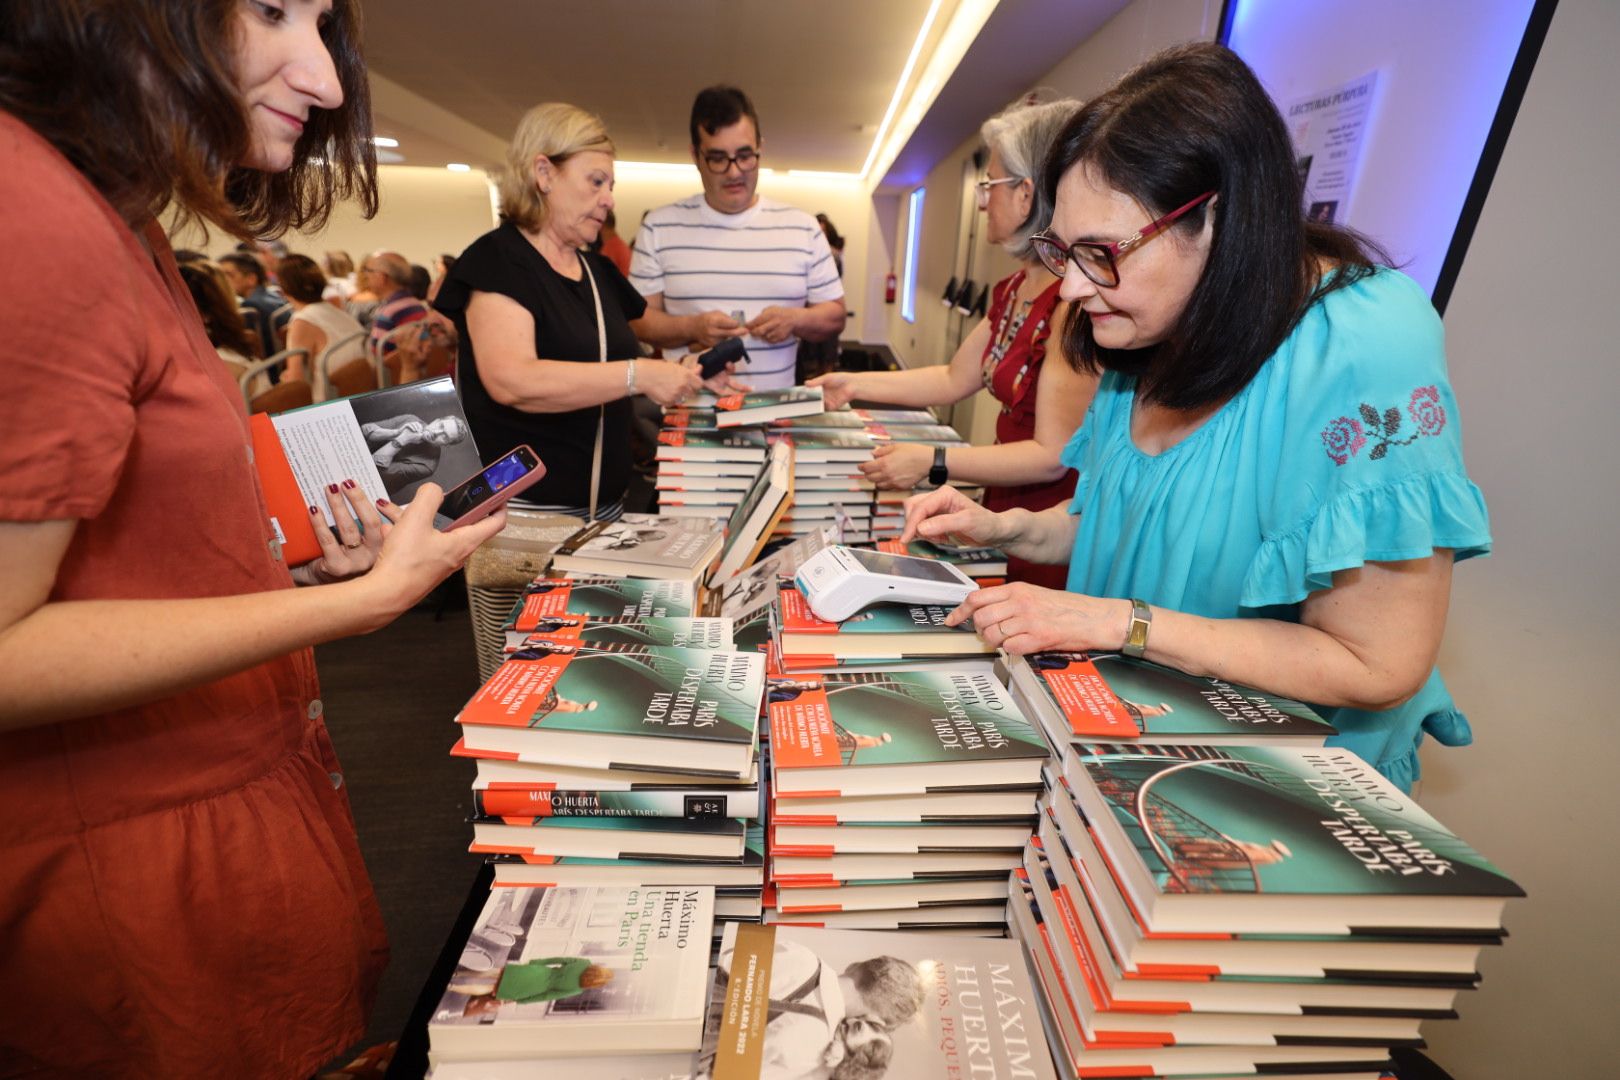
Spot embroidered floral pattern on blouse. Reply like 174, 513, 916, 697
1322, 385, 1448, 465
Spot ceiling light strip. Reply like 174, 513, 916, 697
859, 0, 947, 180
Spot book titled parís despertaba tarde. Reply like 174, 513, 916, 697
457, 639, 763, 778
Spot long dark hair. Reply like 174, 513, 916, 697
0, 0, 377, 239
180, 261, 260, 358
1044, 42, 1388, 410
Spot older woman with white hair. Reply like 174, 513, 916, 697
809, 97, 1091, 587
435, 103, 741, 521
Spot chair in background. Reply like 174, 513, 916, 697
239, 347, 310, 414
317, 329, 371, 401
270, 302, 294, 351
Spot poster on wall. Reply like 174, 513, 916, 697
1285, 71, 1380, 224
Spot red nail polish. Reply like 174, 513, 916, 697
376, 498, 388, 507
308, 505, 319, 514
327, 483, 339, 493
342, 479, 355, 490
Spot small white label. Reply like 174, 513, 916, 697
269, 516, 288, 546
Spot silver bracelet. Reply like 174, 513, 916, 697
625, 358, 637, 396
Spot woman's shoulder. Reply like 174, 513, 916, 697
0, 111, 142, 275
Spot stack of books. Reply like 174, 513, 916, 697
427, 884, 716, 1068
999, 653, 1523, 1078
448, 573, 772, 947
653, 390, 972, 544
762, 665, 1049, 936
772, 580, 994, 672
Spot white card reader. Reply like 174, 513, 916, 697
795, 545, 979, 623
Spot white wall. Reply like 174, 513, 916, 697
1417, 0, 1620, 1075
174, 165, 500, 272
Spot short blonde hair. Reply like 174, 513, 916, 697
498, 103, 616, 231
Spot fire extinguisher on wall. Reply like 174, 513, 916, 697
884, 270, 897, 304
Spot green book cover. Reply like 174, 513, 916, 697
504, 616, 731, 652
504, 576, 696, 631
778, 582, 981, 643
1017, 652, 1335, 741
1068, 744, 1525, 899
767, 669, 1049, 772
462, 640, 763, 748
655, 429, 768, 457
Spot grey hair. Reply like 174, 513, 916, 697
980, 96, 1083, 259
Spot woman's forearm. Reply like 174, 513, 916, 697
482, 357, 633, 413
0, 577, 394, 731
1141, 607, 1425, 713
998, 504, 1078, 565
843, 365, 962, 408
940, 440, 1069, 489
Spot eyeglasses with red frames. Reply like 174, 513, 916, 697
1030, 190, 1216, 287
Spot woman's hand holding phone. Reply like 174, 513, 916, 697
359, 484, 506, 624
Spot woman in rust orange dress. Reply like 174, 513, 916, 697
0, 2, 506, 1076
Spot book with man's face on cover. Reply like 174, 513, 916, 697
694, 921, 1057, 1080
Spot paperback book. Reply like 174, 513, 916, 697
457, 639, 764, 777
766, 668, 1049, 797
471, 813, 748, 861
491, 826, 766, 890
251, 375, 483, 564
503, 616, 732, 652
709, 440, 795, 585
714, 387, 825, 427
656, 429, 770, 463
717, 527, 837, 624
695, 921, 1057, 1079
550, 514, 723, 584
775, 583, 992, 660
1065, 743, 1525, 935
876, 538, 1007, 579
428, 885, 715, 1062
504, 577, 698, 632
1006, 651, 1335, 748
473, 784, 758, 822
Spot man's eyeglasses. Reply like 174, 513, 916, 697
701, 148, 761, 174
974, 175, 1022, 208
1031, 190, 1216, 287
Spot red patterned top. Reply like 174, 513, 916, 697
978, 269, 1077, 588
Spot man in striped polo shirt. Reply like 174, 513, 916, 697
629, 85, 846, 390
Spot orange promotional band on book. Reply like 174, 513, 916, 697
775, 583, 837, 635
765, 680, 842, 769
248, 412, 322, 566
457, 641, 575, 727
1036, 654, 1140, 738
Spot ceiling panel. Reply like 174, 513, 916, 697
361, 0, 936, 172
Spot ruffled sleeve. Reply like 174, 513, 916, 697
1239, 270, 1492, 610
1058, 373, 1115, 515
432, 224, 526, 320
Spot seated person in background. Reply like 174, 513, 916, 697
629, 85, 846, 391
321, 249, 358, 306
811, 97, 1091, 589
277, 254, 366, 391
407, 262, 431, 301
219, 250, 288, 359
427, 253, 457, 303
903, 43, 1491, 793
179, 261, 261, 382
364, 249, 429, 357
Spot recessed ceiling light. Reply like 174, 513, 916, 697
446, 163, 472, 172
372, 136, 399, 148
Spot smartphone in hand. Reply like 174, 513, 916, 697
438, 445, 546, 529
697, 337, 748, 380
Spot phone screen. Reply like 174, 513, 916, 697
442, 448, 538, 521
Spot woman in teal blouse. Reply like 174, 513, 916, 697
902, 43, 1489, 792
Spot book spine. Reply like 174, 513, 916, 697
473, 788, 756, 820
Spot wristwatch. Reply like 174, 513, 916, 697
928, 446, 949, 487
1121, 598, 1153, 659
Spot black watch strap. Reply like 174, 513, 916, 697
928, 445, 949, 487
